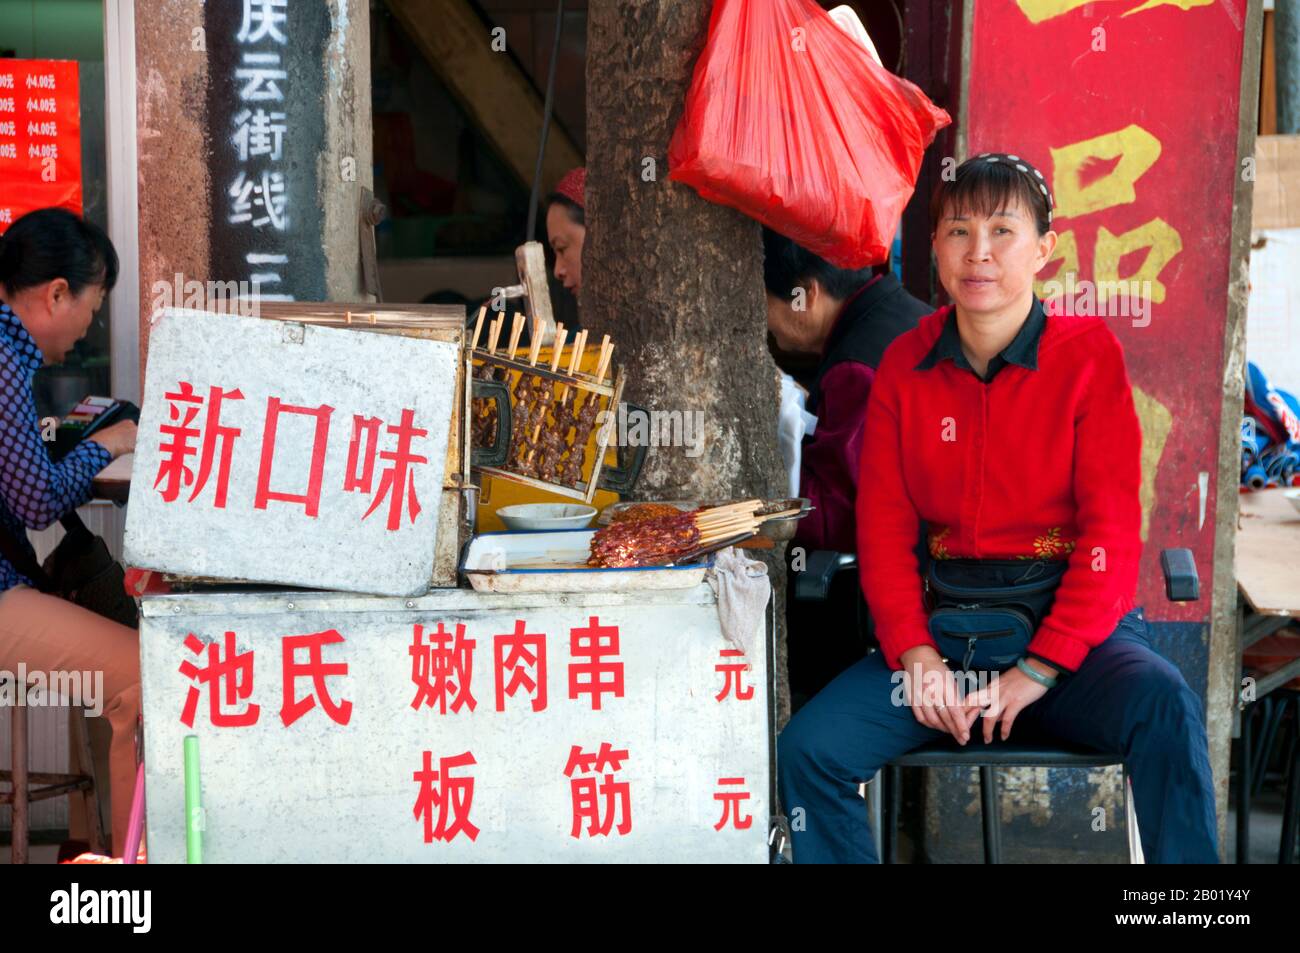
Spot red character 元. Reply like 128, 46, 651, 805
714, 648, 754, 702
154, 381, 244, 507
564, 742, 631, 839
280, 628, 352, 726
713, 777, 753, 831
494, 619, 547, 713
413, 751, 480, 843
178, 631, 259, 727
409, 622, 476, 714
254, 397, 334, 517
567, 616, 624, 711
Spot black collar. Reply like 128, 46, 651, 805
819, 272, 896, 358
915, 297, 1046, 382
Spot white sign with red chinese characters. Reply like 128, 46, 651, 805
139, 586, 770, 863
124, 308, 457, 596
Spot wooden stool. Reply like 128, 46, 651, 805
1, 685, 105, 863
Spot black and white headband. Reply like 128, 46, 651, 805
975, 152, 1055, 226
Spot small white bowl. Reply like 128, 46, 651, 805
1285, 488, 1300, 516
496, 503, 597, 532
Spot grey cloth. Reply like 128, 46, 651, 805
706, 547, 771, 669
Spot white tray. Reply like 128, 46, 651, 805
461, 530, 711, 593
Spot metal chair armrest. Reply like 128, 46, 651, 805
793, 550, 858, 602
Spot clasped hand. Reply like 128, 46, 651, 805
898, 646, 1050, 744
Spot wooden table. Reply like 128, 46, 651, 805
1234, 487, 1300, 863
91, 452, 132, 503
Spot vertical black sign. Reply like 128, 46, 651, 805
206, 0, 330, 301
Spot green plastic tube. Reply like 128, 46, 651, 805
184, 735, 202, 864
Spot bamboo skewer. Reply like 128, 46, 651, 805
527, 314, 545, 367
558, 330, 587, 406
277, 306, 456, 329
591, 334, 613, 385
549, 325, 567, 376
694, 500, 763, 519
470, 305, 486, 351
507, 311, 526, 360
697, 513, 763, 529
697, 519, 763, 538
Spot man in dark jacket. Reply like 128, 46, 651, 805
764, 228, 930, 708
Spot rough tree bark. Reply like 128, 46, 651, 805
584, 1, 792, 726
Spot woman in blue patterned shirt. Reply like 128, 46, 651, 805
0, 208, 139, 856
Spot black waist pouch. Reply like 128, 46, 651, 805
924, 558, 1068, 671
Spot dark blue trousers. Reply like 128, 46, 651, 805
777, 609, 1220, 863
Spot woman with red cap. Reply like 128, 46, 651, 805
545, 167, 586, 296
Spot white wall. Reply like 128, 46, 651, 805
1247, 227, 1300, 396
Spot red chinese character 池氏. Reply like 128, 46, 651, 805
409, 622, 476, 714
280, 628, 352, 726
564, 742, 632, 839
494, 619, 547, 713
178, 630, 260, 727
413, 750, 479, 843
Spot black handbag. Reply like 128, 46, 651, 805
0, 512, 137, 628
924, 558, 1068, 671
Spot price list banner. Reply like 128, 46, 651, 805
0, 59, 82, 233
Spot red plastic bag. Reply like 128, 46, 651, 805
668, 0, 951, 268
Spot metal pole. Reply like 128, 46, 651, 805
1278, 0, 1300, 133
526, 0, 567, 242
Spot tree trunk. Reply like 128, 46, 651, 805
584, 1, 791, 727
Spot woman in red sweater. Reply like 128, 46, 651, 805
777, 154, 1218, 863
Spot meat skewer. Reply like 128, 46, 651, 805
469, 306, 488, 444
471, 308, 504, 446
512, 315, 549, 473
562, 336, 613, 487
506, 312, 535, 465
524, 325, 567, 479
552, 329, 586, 447
561, 336, 608, 485
587, 501, 764, 567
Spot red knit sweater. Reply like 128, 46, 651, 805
856, 305, 1143, 672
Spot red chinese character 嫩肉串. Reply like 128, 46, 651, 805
494, 619, 547, 713
567, 616, 624, 711
409, 621, 476, 714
